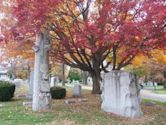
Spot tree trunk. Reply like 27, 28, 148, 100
163, 72, 166, 89
164, 81, 166, 89
82, 71, 88, 85
62, 63, 65, 86
91, 71, 101, 94
164, 84, 166, 89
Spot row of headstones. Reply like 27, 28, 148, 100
23, 84, 82, 107
28, 70, 82, 97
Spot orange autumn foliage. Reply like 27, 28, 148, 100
0, 40, 34, 61
132, 50, 166, 68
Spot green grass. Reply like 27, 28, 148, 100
0, 99, 55, 125
143, 85, 166, 95
0, 88, 166, 125
143, 85, 164, 90
142, 99, 166, 106
153, 89, 166, 94
50, 97, 166, 125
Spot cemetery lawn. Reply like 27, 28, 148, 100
0, 89, 166, 125
0, 99, 55, 125
143, 85, 164, 90
153, 89, 166, 94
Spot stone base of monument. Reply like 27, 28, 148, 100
64, 98, 88, 104
38, 92, 51, 110
32, 92, 51, 111
101, 71, 142, 118
23, 101, 32, 107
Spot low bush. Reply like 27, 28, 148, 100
0, 81, 15, 101
50, 86, 66, 99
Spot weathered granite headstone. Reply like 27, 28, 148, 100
32, 31, 51, 111
73, 84, 81, 97
101, 71, 142, 118
28, 70, 34, 98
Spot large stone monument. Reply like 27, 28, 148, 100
32, 30, 51, 111
101, 71, 142, 118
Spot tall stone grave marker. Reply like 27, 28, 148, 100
32, 30, 51, 111
101, 71, 142, 118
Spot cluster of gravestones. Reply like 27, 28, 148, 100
0, 31, 143, 118
26, 32, 142, 118
28, 75, 82, 98
24, 70, 143, 118
24, 81, 82, 106
3, 64, 142, 118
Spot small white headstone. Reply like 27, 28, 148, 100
73, 84, 81, 97
154, 82, 158, 86
13, 79, 24, 87
50, 77, 55, 87
146, 81, 153, 86
87, 77, 93, 86
50, 76, 59, 87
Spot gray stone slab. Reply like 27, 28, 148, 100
101, 71, 142, 118
73, 84, 81, 97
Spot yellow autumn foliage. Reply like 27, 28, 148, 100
132, 54, 148, 67
132, 50, 166, 68
151, 50, 166, 64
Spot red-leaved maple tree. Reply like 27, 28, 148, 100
6, 0, 166, 94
